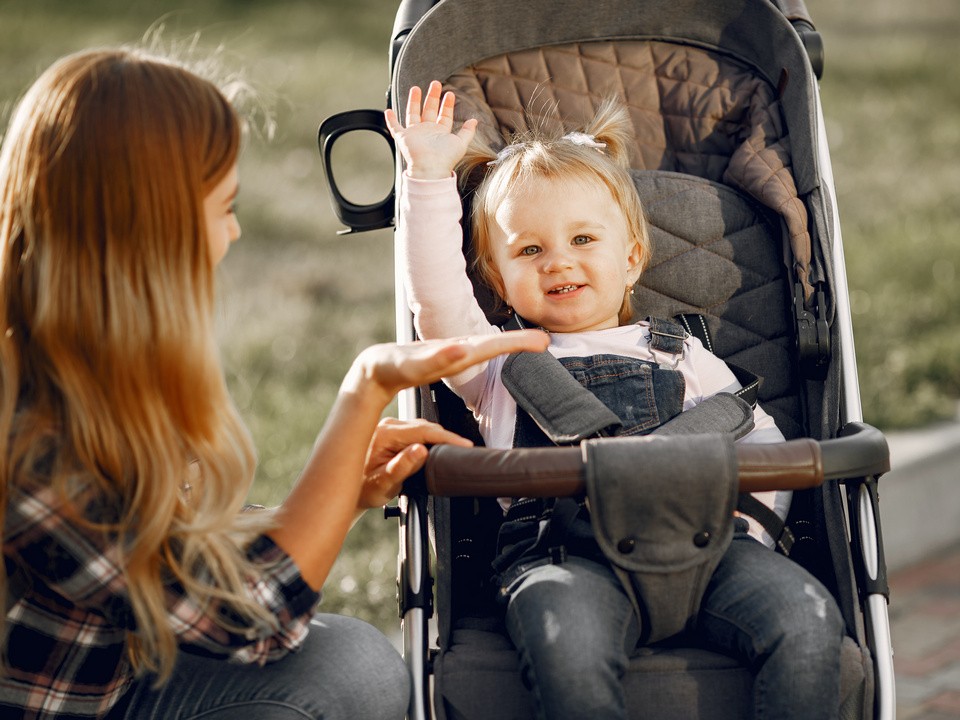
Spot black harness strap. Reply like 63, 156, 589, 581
737, 493, 796, 556
676, 313, 761, 408
675, 313, 794, 555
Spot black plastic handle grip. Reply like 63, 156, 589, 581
317, 109, 396, 234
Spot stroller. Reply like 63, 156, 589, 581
318, 0, 894, 718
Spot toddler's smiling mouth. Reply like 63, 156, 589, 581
548, 284, 582, 295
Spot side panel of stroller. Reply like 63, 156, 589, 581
318, 1, 893, 718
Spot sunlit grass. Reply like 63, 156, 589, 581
809, 0, 960, 427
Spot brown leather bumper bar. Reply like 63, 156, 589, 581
425, 438, 824, 498
423, 424, 890, 498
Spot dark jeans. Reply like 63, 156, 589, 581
502, 528, 844, 720
112, 614, 409, 720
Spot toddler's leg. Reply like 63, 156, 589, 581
698, 530, 845, 720
114, 614, 409, 720
503, 556, 639, 720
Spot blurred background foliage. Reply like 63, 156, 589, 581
1, 0, 957, 634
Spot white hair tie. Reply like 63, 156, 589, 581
485, 132, 606, 168
562, 131, 606, 150
486, 143, 523, 166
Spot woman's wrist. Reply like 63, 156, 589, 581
339, 354, 396, 412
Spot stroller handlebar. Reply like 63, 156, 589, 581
422, 422, 889, 497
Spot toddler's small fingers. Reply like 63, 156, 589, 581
421, 81, 442, 121
457, 117, 479, 144
384, 109, 401, 134
438, 92, 456, 126
405, 85, 422, 126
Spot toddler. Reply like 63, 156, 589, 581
387, 81, 845, 720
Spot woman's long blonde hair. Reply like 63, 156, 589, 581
459, 99, 650, 326
0, 48, 274, 680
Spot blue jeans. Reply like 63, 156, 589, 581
502, 529, 844, 720
111, 614, 409, 719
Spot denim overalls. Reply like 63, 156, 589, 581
492, 319, 687, 587
489, 321, 845, 720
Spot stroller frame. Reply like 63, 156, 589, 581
319, 1, 895, 718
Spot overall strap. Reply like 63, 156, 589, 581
647, 316, 687, 355
676, 313, 761, 408
501, 352, 623, 444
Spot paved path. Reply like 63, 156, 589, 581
889, 539, 960, 719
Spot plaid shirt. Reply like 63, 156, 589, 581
1, 482, 320, 719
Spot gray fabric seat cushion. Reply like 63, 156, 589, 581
435, 628, 868, 720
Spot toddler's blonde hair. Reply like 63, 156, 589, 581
458, 99, 650, 326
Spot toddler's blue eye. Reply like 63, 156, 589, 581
572, 235, 591, 245
520, 246, 540, 256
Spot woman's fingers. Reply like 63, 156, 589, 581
359, 418, 476, 508
352, 330, 548, 399
408, 330, 550, 386
375, 417, 474, 450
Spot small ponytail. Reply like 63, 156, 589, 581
582, 97, 635, 170
457, 135, 500, 193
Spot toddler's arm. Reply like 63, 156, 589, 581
388, 83, 499, 390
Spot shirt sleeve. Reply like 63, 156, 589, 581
4, 484, 320, 664
396, 173, 499, 397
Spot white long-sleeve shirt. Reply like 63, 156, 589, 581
398, 173, 790, 546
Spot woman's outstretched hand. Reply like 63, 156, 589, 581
343, 329, 549, 407
384, 80, 478, 180
270, 329, 547, 589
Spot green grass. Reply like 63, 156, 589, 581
808, 0, 960, 427
2, 0, 958, 633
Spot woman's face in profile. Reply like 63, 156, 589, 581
203, 164, 241, 265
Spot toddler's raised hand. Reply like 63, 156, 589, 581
384, 80, 478, 180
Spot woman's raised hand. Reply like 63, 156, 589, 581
384, 80, 478, 180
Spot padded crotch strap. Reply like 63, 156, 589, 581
584, 434, 739, 644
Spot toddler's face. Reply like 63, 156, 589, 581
487, 175, 641, 333
203, 164, 241, 265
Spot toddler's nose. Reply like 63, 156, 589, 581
541, 248, 573, 272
